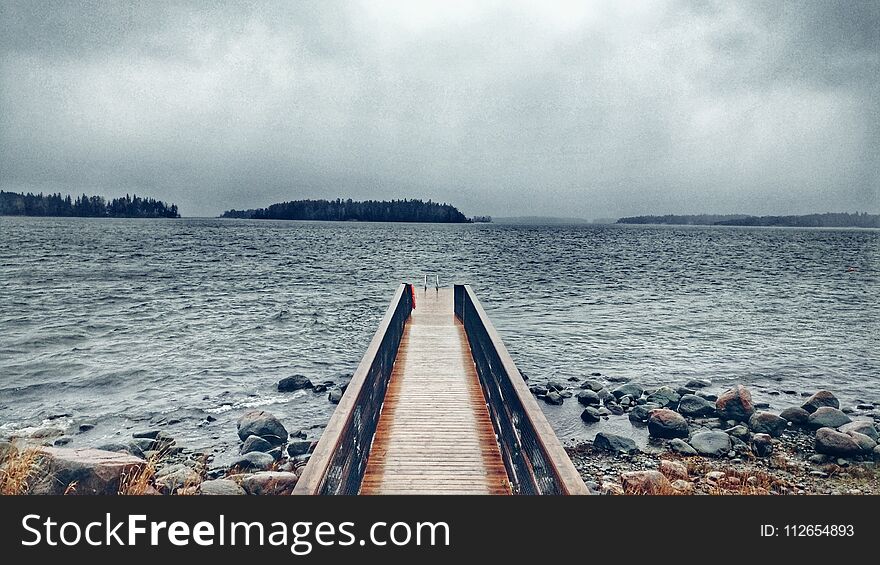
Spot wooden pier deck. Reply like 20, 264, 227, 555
359, 288, 511, 495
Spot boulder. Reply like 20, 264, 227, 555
530, 385, 549, 396
658, 460, 688, 481
547, 381, 565, 392
647, 409, 689, 439
801, 390, 839, 413
612, 383, 643, 400
580, 407, 601, 423
593, 432, 639, 454
668, 438, 698, 456
277, 375, 313, 392
748, 412, 787, 437
241, 471, 299, 495
544, 391, 564, 405
287, 440, 313, 457
580, 380, 605, 392
696, 391, 718, 402
156, 466, 201, 494
751, 433, 774, 457
779, 407, 811, 425
670, 479, 695, 494
607, 403, 624, 416
31, 447, 146, 495
328, 389, 343, 404
628, 403, 660, 423
236, 411, 288, 445
676, 387, 696, 397
199, 479, 246, 495
620, 471, 672, 495
725, 424, 751, 440
685, 379, 711, 389
597, 389, 613, 404
715, 385, 755, 422
576, 390, 601, 407
845, 431, 877, 453
646, 386, 681, 409
838, 421, 878, 442
690, 431, 732, 457
807, 407, 851, 429
230, 452, 275, 471
241, 435, 273, 454
678, 394, 717, 417
814, 427, 862, 457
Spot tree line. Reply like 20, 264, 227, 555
0, 191, 180, 218
221, 198, 470, 223
617, 212, 880, 228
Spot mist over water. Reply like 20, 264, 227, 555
1, 217, 878, 456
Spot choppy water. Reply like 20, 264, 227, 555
1, 217, 878, 458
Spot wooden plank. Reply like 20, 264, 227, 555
360, 288, 512, 496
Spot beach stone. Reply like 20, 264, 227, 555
597, 407, 611, 416
230, 452, 275, 471
748, 412, 787, 437
845, 431, 877, 453
287, 440, 313, 457
576, 389, 601, 407
241, 471, 299, 495
801, 390, 839, 413
808, 407, 851, 429
814, 427, 862, 457
628, 403, 660, 423
779, 407, 811, 425
874, 445, 880, 461
559, 391, 573, 398
544, 391, 564, 405
808, 454, 829, 464
597, 389, 613, 404
715, 385, 755, 422
78, 423, 95, 433
547, 381, 565, 392
53, 437, 72, 446
241, 434, 272, 455
658, 459, 688, 481
838, 421, 878, 442
530, 385, 549, 396
581, 379, 605, 392
676, 386, 696, 397
725, 424, 750, 439
678, 394, 717, 417
620, 471, 672, 495
277, 374, 313, 392
156, 467, 201, 494
612, 383, 643, 400
97, 442, 144, 458
600, 482, 625, 496
31, 447, 146, 495
752, 433, 774, 457
199, 479, 245, 495
608, 403, 624, 416
685, 379, 711, 389
236, 410, 288, 445
581, 407, 602, 423
328, 389, 343, 404
594, 432, 639, 454
696, 391, 718, 402
647, 409, 689, 439
690, 431, 732, 457
646, 386, 681, 409
668, 438, 698, 456
671, 479, 695, 494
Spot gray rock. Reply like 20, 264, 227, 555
612, 383, 644, 400
78, 423, 95, 433
874, 445, 880, 461
685, 379, 711, 389
807, 407, 851, 429
53, 437, 72, 446
748, 411, 787, 437
608, 403, 624, 416
690, 431, 733, 457
845, 431, 877, 453
678, 394, 717, 417
808, 454, 829, 464
751, 433, 773, 457
230, 452, 275, 471
559, 390, 573, 399
30, 447, 146, 495
576, 389, 601, 407
547, 381, 565, 392
530, 385, 549, 396
241, 434, 272, 454
97, 442, 144, 458
668, 438, 698, 456
646, 386, 681, 409
715, 385, 755, 422
581, 407, 601, 423
241, 472, 299, 495
628, 403, 660, 423
647, 409, 689, 439
619, 396, 632, 407
724, 424, 750, 439
199, 479, 246, 495
696, 391, 718, 402
593, 432, 639, 454
597, 389, 613, 404
277, 374, 313, 392
676, 386, 696, 397
814, 427, 862, 457
754, 402, 771, 409
327, 388, 343, 404
236, 410, 288, 445
801, 390, 839, 413
544, 391, 564, 405
838, 420, 878, 442
287, 440, 313, 457
779, 406, 811, 425
156, 467, 201, 494
580, 379, 605, 392
597, 407, 611, 417
30, 427, 64, 439
132, 430, 165, 440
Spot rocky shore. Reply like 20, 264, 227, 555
541, 378, 880, 495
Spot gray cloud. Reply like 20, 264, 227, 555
1, 0, 878, 217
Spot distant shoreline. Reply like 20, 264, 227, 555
617, 212, 880, 229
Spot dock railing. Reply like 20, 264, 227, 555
454, 284, 590, 495
293, 283, 414, 495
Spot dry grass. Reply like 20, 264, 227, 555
0, 444, 43, 495
117, 456, 158, 495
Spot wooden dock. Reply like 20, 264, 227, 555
293, 283, 588, 496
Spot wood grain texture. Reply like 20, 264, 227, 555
359, 288, 511, 495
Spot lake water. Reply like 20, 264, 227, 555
1, 217, 878, 460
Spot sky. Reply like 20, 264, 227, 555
1, 1, 878, 218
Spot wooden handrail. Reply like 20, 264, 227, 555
455, 284, 590, 495
293, 283, 412, 495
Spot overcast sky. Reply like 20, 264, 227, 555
1, 1, 878, 218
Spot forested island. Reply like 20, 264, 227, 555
221, 198, 470, 223
617, 212, 880, 228
0, 191, 180, 218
